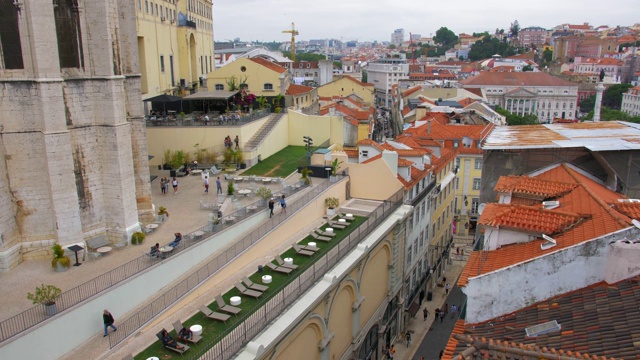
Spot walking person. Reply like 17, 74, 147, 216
103, 309, 117, 337
234, 135, 239, 149
279, 194, 287, 214
216, 177, 222, 194
440, 307, 446, 323
163, 177, 169, 196
451, 304, 457, 319
172, 177, 178, 195
405, 331, 411, 347
389, 345, 395, 359
160, 177, 166, 195
445, 283, 451, 294
434, 307, 440, 323
268, 198, 275, 218
423, 307, 429, 321
203, 176, 209, 194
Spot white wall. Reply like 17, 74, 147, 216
463, 227, 639, 324
0, 213, 268, 360
485, 227, 533, 250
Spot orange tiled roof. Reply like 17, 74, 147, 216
286, 84, 314, 95
458, 164, 632, 287
610, 201, 640, 220
479, 204, 585, 234
494, 176, 577, 199
361, 153, 382, 164
339, 75, 374, 87
460, 72, 577, 87
397, 158, 413, 167
402, 86, 422, 97
358, 139, 385, 152
249, 57, 287, 73
343, 149, 358, 158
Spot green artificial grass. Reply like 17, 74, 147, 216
134, 215, 366, 360
241, 146, 306, 177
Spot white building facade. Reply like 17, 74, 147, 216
367, 53, 409, 108
622, 86, 640, 117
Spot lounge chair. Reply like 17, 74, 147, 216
235, 283, 263, 299
210, 165, 221, 175
172, 320, 202, 345
242, 276, 269, 292
315, 227, 336, 237
275, 255, 298, 270
327, 219, 347, 230
198, 305, 230, 323
215, 295, 241, 315
265, 261, 293, 275
156, 329, 189, 355
304, 243, 320, 252
337, 211, 355, 221
293, 243, 315, 256
310, 231, 332, 242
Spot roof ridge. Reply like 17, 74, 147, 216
562, 164, 630, 228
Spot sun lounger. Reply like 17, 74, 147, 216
310, 231, 331, 242
315, 227, 336, 237
242, 276, 269, 292
293, 243, 315, 256
327, 219, 347, 230
275, 255, 298, 270
173, 320, 202, 345
156, 329, 189, 355
265, 261, 293, 275
235, 283, 263, 299
215, 295, 241, 315
198, 305, 230, 323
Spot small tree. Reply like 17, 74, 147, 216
324, 197, 340, 209
256, 186, 272, 200
331, 158, 344, 176
227, 181, 235, 195
223, 148, 234, 164
300, 167, 312, 185
51, 243, 70, 269
27, 284, 62, 306
131, 231, 145, 245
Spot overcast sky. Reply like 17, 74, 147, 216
213, 0, 640, 43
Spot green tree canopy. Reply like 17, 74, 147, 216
510, 20, 520, 37
522, 65, 534, 72
495, 106, 539, 125
282, 52, 327, 62
468, 36, 517, 61
582, 106, 640, 123
388, 44, 397, 49
579, 95, 596, 113
603, 84, 633, 109
433, 27, 459, 49
542, 48, 553, 63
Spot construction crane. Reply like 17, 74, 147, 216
282, 22, 299, 62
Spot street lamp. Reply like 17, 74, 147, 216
303, 136, 313, 165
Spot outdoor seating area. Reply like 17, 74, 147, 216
133, 214, 365, 360
144, 109, 270, 127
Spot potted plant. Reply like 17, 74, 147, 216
27, 284, 62, 316
163, 149, 172, 170
330, 158, 343, 183
51, 243, 70, 272
236, 151, 246, 169
131, 231, 145, 245
256, 186, 272, 206
158, 206, 169, 220
227, 181, 235, 196
325, 197, 340, 216
300, 167, 312, 186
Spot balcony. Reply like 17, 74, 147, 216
177, 18, 196, 29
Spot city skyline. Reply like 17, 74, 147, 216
213, 0, 640, 43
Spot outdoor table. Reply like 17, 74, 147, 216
97, 246, 112, 254
308, 242, 317, 248
190, 324, 203, 336
224, 216, 236, 224
230, 296, 241, 306
68, 244, 84, 267
146, 223, 158, 231
237, 189, 251, 196
234, 177, 243, 182
160, 245, 173, 253
325, 228, 334, 233
193, 230, 204, 239
191, 169, 203, 176
338, 219, 346, 223
345, 213, 354, 219
262, 178, 271, 183
262, 275, 272, 284
284, 257, 293, 265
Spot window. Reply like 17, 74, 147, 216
264, 83, 273, 90
407, 246, 412, 264
473, 178, 481, 190
215, 84, 224, 90
0, 0, 25, 69
361, 150, 368, 157
160, 55, 165, 72
145, 0, 149, 13
474, 159, 482, 169
471, 198, 479, 213
456, 177, 459, 190
138, 0, 142, 10
54, 0, 84, 69
453, 141, 459, 148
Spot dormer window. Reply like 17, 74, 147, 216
361, 150, 369, 158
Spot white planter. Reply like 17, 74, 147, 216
329, 175, 337, 183
54, 262, 69, 273
327, 208, 336, 216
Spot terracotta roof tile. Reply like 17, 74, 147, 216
447, 277, 640, 359
249, 57, 288, 73
460, 72, 577, 87
479, 204, 585, 235
285, 84, 314, 95
610, 201, 640, 220
494, 176, 578, 199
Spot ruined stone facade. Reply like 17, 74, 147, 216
0, 0, 153, 271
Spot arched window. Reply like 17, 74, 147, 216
54, 0, 84, 69
0, 0, 24, 69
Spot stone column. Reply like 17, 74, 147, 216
593, 82, 605, 122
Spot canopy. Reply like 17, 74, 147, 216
143, 94, 182, 102
183, 90, 239, 100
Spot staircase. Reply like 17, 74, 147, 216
451, 234, 475, 262
245, 112, 286, 151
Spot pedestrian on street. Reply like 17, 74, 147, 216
444, 303, 449, 318
439, 350, 444, 359
445, 283, 451, 294
268, 198, 275, 218
435, 308, 440, 322
440, 308, 446, 323
279, 194, 287, 214
451, 304, 457, 318
405, 331, 411, 347
103, 309, 117, 337
234, 135, 239, 149
203, 176, 209, 194
423, 307, 429, 321
171, 177, 179, 194
216, 177, 222, 194
389, 345, 395, 359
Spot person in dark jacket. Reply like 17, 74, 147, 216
103, 310, 117, 336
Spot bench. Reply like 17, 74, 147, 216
85, 236, 111, 257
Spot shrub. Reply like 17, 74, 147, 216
27, 284, 62, 306
131, 231, 145, 245
324, 197, 339, 209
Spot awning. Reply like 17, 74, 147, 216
439, 171, 456, 191
406, 301, 420, 318
182, 90, 239, 100
143, 94, 182, 102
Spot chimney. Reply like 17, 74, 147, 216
427, 121, 431, 134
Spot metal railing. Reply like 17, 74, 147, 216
0, 178, 309, 344
108, 178, 368, 348
145, 109, 271, 127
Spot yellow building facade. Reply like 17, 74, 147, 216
318, 76, 375, 105
136, 0, 214, 101
429, 155, 457, 280
206, 57, 292, 98
454, 152, 484, 237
